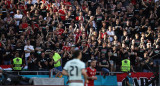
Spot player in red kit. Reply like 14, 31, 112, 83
85, 59, 97, 86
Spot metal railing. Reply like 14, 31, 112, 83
4, 70, 123, 76
5, 71, 50, 75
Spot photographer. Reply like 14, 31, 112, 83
0, 69, 31, 85
123, 72, 134, 86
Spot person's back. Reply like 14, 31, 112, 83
64, 59, 85, 81
62, 50, 88, 86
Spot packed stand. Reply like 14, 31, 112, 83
0, 0, 160, 73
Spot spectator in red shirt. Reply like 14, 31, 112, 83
59, 4, 66, 20
99, 27, 107, 40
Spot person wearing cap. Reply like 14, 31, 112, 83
123, 72, 133, 86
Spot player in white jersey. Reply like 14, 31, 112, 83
62, 50, 88, 86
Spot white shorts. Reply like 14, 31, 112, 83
69, 83, 84, 86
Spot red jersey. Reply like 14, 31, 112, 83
58, 28, 64, 35
59, 9, 66, 20
22, 23, 28, 29
74, 31, 81, 43
62, 46, 71, 51
6, 0, 11, 9
101, 32, 107, 39
85, 67, 96, 86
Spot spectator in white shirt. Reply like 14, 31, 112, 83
24, 40, 34, 65
14, 9, 23, 26
107, 26, 115, 42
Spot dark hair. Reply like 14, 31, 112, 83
124, 53, 129, 59
72, 50, 81, 58
52, 51, 55, 55
91, 59, 96, 62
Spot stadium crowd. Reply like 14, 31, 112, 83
0, 0, 160, 73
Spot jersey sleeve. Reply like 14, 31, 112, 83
81, 62, 85, 70
24, 46, 27, 51
57, 53, 61, 59
63, 62, 69, 71
31, 46, 34, 50
86, 67, 90, 75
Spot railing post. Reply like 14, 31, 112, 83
50, 69, 53, 78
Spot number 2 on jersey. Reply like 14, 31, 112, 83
70, 66, 78, 76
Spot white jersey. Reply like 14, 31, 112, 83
64, 59, 85, 80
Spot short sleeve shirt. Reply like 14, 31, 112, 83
64, 59, 85, 80
53, 53, 61, 67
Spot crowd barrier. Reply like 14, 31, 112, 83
20, 72, 157, 86
32, 78, 64, 85
21, 75, 117, 85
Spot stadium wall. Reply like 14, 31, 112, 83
21, 72, 156, 86
22, 75, 117, 85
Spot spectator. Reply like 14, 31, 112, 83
52, 51, 62, 71
14, 9, 23, 26
14, 42, 24, 58
27, 53, 38, 71
99, 53, 110, 78
38, 52, 48, 75
35, 42, 44, 57
47, 53, 54, 70
3, 44, 13, 65
4, 13, 15, 26
107, 26, 115, 42
141, 52, 153, 72
24, 40, 34, 65
0, 0, 159, 73
153, 45, 160, 72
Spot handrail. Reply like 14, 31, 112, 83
4, 71, 50, 75
4, 70, 124, 75
5, 71, 49, 72
5, 71, 123, 73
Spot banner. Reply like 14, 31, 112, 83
116, 72, 157, 86
0, 65, 28, 70
0, 65, 12, 70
